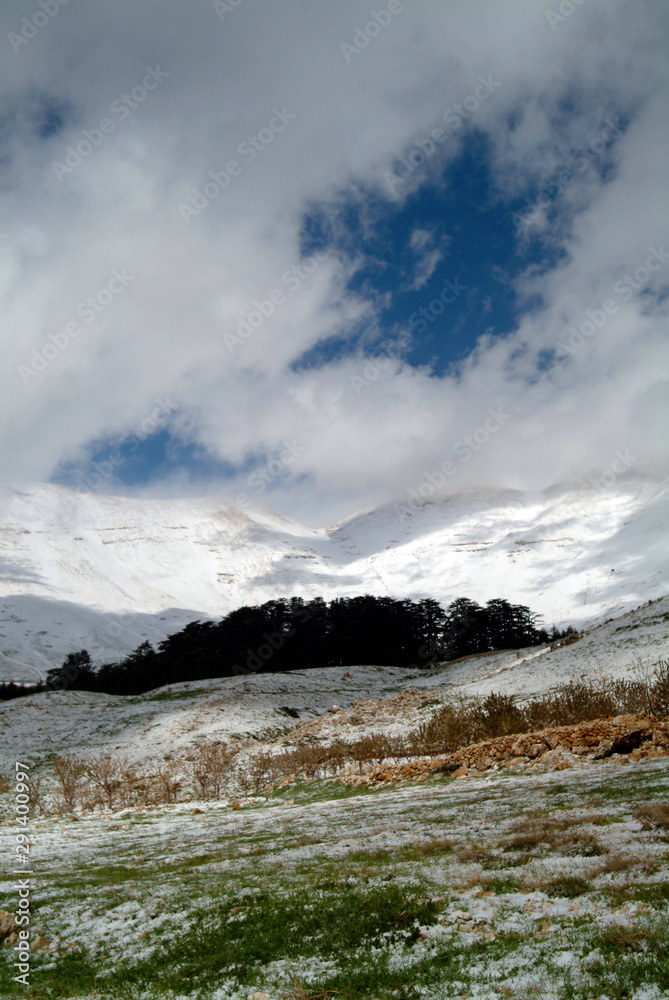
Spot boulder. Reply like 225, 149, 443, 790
0, 912, 19, 943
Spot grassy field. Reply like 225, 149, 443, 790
1, 756, 668, 999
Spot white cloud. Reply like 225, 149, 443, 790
0, 0, 667, 525
405, 226, 448, 290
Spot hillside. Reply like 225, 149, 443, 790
1, 596, 666, 773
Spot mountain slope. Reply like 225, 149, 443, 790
0, 477, 666, 680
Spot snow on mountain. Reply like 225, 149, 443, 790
0, 477, 666, 681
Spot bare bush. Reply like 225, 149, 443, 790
28, 777, 45, 817
52, 756, 86, 813
124, 772, 158, 808
647, 659, 669, 718
83, 753, 128, 811
291, 743, 327, 779
188, 741, 238, 800
245, 749, 285, 794
155, 760, 181, 804
322, 738, 348, 776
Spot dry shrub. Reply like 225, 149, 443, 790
26, 777, 45, 817
473, 692, 527, 738
524, 682, 617, 730
124, 772, 158, 807
289, 743, 327, 779
409, 658, 669, 757
322, 738, 348, 775
155, 760, 181, 803
408, 696, 480, 756
647, 659, 669, 717
52, 756, 86, 813
246, 749, 285, 793
188, 741, 238, 800
83, 753, 128, 811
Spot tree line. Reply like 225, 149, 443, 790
21, 594, 568, 698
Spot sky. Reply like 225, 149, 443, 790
0, 0, 667, 526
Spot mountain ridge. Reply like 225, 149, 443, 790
0, 477, 666, 680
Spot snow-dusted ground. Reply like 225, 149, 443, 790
0, 475, 667, 679
1, 752, 668, 999
1, 596, 667, 772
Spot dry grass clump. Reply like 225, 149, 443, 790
598, 926, 652, 952
537, 874, 591, 898
411, 837, 455, 856
634, 800, 669, 831
589, 853, 660, 877
500, 817, 606, 856
451, 843, 491, 864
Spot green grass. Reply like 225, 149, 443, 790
475, 874, 521, 893
604, 880, 669, 907
142, 687, 211, 701
267, 777, 377, 805
3, 740, 668, 999
584, 919, 669, 998
0, 882, 443, 999
543, 874, 591, 898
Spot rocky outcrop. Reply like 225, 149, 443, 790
337, 714, 669, 786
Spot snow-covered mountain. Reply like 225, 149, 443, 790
0, 477, 666, 681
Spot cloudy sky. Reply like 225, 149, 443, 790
1, 0, 667, 525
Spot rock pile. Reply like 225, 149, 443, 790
337, 714, 669, 786
278, 687, 444, 743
